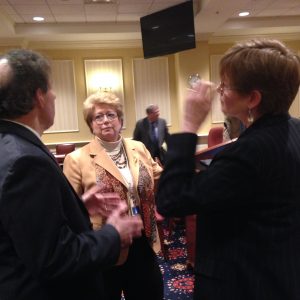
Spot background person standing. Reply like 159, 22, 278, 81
133, 104, 170, 165
223, 115, 245, 141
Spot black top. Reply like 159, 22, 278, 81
157, 114, 300, 300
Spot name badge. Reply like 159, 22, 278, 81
131, 206, 140, 216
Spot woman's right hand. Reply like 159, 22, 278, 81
183, 80, 215, 133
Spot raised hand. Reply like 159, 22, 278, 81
183, 80, 215, 133
106, 202, 143, 248
81, 184, 121, 217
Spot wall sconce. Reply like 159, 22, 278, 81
85, 59, 124, 99
99, 86, 112, 92
89, 73, 118, 94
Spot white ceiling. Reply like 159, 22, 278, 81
0, 0, 300, 48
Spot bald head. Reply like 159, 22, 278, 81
0, 49, 51, 120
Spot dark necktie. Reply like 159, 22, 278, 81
151, 122, 158, 144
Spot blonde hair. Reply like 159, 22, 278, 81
83, 91, 123, 133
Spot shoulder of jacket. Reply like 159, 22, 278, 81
124, 138, 146, 151
124, 137, 141, 146
65, 142, 91, 161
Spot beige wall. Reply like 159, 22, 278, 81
175, 41, 211, 134
1, 38, 300, 146
36, 47, 180, 146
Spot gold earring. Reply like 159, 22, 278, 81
247, 109, 254, 125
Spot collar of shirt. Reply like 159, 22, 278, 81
2, 119, 41, 140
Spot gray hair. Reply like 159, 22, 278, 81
146, 104, 158, 114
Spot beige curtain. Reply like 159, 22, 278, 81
133, 57, 171, 125
46, 60, 78, 133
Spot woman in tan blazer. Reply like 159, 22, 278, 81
63, 91, 163, 300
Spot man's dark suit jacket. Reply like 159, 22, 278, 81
0, 120, 120, 300
133, 117, 169, 163
157, 114, 300, 300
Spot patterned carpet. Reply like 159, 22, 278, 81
157, 221, 194, 300
121, 221, 194, 300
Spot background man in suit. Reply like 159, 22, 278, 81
133, 104, 170, 165
0, 49, 143, 300
223, 115, 245, 141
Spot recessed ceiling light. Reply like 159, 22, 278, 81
239, 11, 250, 17
33, 16, 44, 22
84, 0, 114, 3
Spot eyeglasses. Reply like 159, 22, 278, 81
93, 112, 118, 124
217, 82, 239, 95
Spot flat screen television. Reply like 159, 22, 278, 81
140, 0, 196, 59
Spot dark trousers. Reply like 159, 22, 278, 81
103, 235, 163, 300
152, 145, 165, 166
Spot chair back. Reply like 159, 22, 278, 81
55, 143, 75, 155
207, 127, 224, 147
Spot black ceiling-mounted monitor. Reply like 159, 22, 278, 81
140, 0, 196, 59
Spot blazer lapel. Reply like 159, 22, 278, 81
123, 138, 140, 188
89, 138, 127, 187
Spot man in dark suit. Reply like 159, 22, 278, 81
0, 49, 143, 300
133, 104, 170, 165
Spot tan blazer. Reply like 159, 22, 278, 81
63, 137, 162, 264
